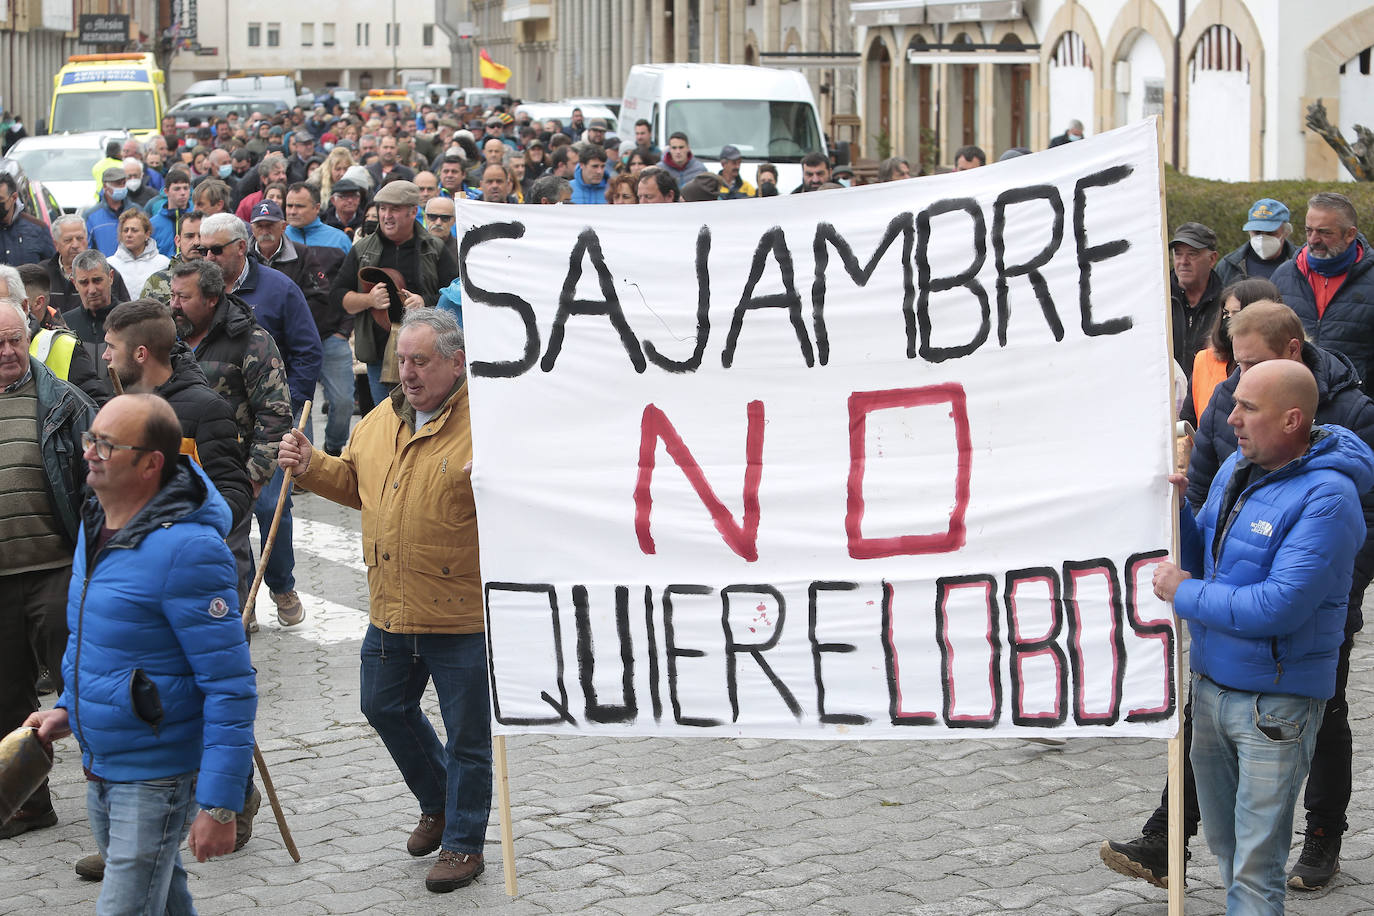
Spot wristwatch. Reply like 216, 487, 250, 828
201, 806, 235, 824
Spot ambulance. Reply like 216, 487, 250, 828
49, 53, 166, 137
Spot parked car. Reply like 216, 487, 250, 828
167, 95, 289, 129
3, 130, 129, 214
0, 158, 64, 227
513, 101, 618, 134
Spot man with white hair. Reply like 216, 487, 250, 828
122, 157, 157, 210
1050, 119, 1085, 148
0, 282, 96, 840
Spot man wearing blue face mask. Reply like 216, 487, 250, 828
1274, 192, 1374, 395
82, 168, 134, 257
1217, 198, 1298, 287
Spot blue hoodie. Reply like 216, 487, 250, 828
59, 459, 257, 811
1175, 424, 1374, 699
569, 163, 608, 205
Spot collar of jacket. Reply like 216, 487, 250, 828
390, 376, 466, 434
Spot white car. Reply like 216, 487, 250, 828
4, 130, 129, 214
514, 101, 618, 135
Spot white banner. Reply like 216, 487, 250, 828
459, 119, 1178, 739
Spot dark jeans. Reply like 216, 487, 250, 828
1, 565, 71, 815
252, 466, 295, 595
1144, 633, 1354, 839
360, 626, 492, 854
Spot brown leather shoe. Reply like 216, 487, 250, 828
74, 852, 105, 881
425, 849, 483, 892
407, 812, 444, 857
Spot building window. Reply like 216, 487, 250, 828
357, 22, 370, 46
301, 22, 314, 46
247, 22, 261, 47
267, 22, 280, 47
423, 24, 434, 46
322, 22, 335, 47
385, 22, 401, 46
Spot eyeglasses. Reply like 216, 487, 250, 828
81, 431, 155, 461
426, 213, 455, 222
201, 241, 238, 256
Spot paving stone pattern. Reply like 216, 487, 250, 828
5, 489, 1374, 914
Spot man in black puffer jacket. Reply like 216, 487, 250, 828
102, 299, 252, 527
1101, 300, 1374, 893
1272, 192, 1374, 394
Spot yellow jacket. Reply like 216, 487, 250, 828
297, 380, 481, 634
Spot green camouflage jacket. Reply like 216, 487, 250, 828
190, 292, 292, 484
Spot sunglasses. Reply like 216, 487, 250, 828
426, 213, 455, 222
201, 241, 239, 256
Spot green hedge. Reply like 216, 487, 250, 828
1163, 166, 1374, 254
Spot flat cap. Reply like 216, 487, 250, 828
373, 180, 420, 207
1171, 221, 1218, 251
101, 166, 126, 183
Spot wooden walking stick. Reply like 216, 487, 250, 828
242, 400, 312, 863
108, 369, 124, 396
493, 735, 518, 894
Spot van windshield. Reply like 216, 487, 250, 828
665, 99, 822, 162
53, 90, 157, 133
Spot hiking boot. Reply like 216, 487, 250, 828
233, 786, 262, 852
0, 807, 57, 839
1099, 832, 1187, 889
1289, 827, 1341, 890
74, 853, 105, 881
425, 849, 483, 892
272, 590, 305, 627
407, 812, 444, 857
244, 602, 259, 634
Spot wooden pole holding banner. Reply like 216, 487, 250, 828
1155, 116, 1187, 916
243, 400, 312, 862
493, 735, 518, 894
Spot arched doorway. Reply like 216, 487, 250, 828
1049, 31, 1094, 140
904, 33, 935, 171
1185, 24, 1250, 181
865, 38, 892, 158
991, 32, 1031, 155
948, 32, 978, 151
1338, 45, 1374, 181
1115, 29, 1165, 127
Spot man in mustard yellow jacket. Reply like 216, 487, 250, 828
277, 307, 488, 894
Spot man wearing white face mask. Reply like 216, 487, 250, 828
82, 167, 134, 257
121, 158, 157, 211
1217, 198, 1297, 287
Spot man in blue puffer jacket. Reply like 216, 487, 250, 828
1152, 359, 1374, 915
26, 393, 256, 915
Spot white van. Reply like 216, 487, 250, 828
621, 64, 826, 192
180, 75, 299, 110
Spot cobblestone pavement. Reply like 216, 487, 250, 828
5, 488, 1374, 915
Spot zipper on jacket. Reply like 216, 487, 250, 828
1272, 638, 1284, 685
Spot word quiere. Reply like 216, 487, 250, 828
484, 551, 1176, 731
459, 165, 1136, 377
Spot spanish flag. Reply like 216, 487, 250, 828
479, 48, 511, 89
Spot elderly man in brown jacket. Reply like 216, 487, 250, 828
277, 307, 488, 894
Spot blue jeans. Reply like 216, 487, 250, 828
360, 626, 492, 854
320, 334, 354, 454
365, 362, 392, 409
1191, 674, 1324, 915
253, 464, 294, 594
88, 771, 198, 916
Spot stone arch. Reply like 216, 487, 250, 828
783, 27, 802, 54
1104, 0, 1175, 157
744, 31, 759, 67
863, 32, 894, 157
903, 26, 940, 170
1304, 6, 1374, 179
1039, 1, 1106, 147
1177, 0, 1263, 180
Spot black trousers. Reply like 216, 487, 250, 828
1143, 632, 1354, 838
1, 565, 71, 815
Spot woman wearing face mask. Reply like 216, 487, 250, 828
109, 208, 170, 295
355, 204, 380, 243
1216, 198, 1299, 287
1186, 277, 1283, 426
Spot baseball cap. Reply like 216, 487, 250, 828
1243, 198, 1290, 232
331, 177, 364, 194
719, 144, 742, 161
251, 200, 285, 223
1170, 222, 1218, 251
